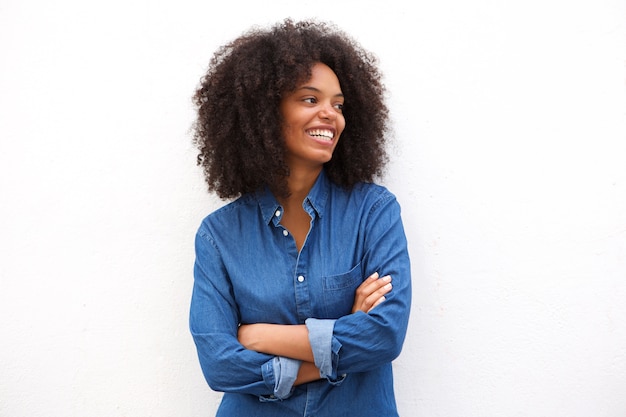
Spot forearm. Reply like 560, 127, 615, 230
333, 292, 411, 374
191, 330, 277, 395
238, 271, 392, 361
294, 361, 321, 385
330, 195, 412, 374
238, 323, 315, 362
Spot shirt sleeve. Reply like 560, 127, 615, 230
305, 318, 345, 385
190, 226, 287, 398
322, 190, 412, 377
262, 356, 301, 400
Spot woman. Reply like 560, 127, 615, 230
190, 19, 411, 416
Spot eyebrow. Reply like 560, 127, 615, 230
298, 86, 344, 98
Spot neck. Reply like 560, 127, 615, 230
278, 166, 322, 207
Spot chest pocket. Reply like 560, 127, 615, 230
322, 262, 363, 318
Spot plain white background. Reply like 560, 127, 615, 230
1, 0, 625, 416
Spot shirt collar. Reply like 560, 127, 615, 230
256, 169, 330, 225
305, 169, 329, 219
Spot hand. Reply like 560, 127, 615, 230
351, 272, 392, 314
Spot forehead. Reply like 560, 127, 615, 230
296, 62, 342, 91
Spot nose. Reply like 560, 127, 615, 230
318, 103, 337, 120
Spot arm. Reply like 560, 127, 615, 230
237, 271, 393, 361
295, 361, 322, 385
243, 193, 411, 381
190, 228, 288, 398
240, 192, 411, 378
328, 193, 411, 375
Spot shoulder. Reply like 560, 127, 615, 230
342, 181, 399, 211
323, 180, 402, 223
197, 193, 258, 236
351, 181, 396, 200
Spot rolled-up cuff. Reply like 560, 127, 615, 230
305, 318, 345, 385
260, 356, 301, 401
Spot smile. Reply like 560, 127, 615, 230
307, 128, 334, 141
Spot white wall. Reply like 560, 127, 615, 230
1, 0, 624, 416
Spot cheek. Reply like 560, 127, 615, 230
281, 123, 293, 138
337, 117, 346, 136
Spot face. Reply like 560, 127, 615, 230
280, 62, 346, 172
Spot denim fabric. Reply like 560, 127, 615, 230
304, 318, 338, 382
190, 170, 411, 417
271, 356, 302, 400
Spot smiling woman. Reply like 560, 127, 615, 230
280, 63, 345, 176
189, 19, 411, 417
192, 19, 389, 200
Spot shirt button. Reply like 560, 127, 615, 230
275, 210, 281, 217
297, 275, 305, 282
283, 230, 289, 236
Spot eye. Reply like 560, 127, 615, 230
334, 103, 344, 112
303, 97, 317, 104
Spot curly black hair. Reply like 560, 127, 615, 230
192, 19, 390, 199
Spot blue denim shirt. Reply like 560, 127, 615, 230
190, 170, 411, 416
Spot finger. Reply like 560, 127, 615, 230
357, 279, 392, 312
355, 276, 391, 305
367, 295, 386, 313
357, 274, 391, 297
365, 280, 392, 304
352, 273, 392, 314
361, 272, 379, 285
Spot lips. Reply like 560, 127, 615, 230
306, 128, 334, 141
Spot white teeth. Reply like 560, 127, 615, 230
308, 129, 334, 140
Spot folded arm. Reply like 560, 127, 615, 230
237, 271, 393, 361
190, 231, 289, 398
238, 193, 411, 380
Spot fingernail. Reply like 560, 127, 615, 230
384, 283, 392, 290
382, 275, 392, 282
371, 272, 379, 279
